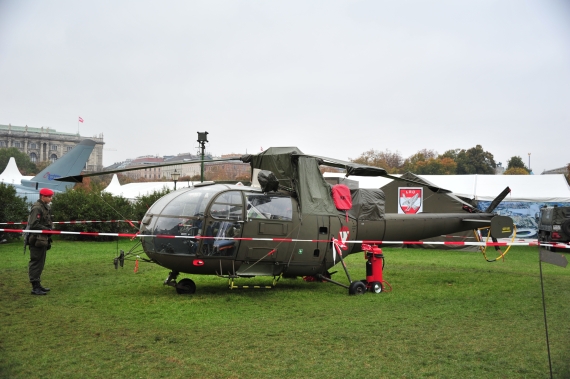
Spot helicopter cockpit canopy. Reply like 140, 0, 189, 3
140, 184, 294, 259
140, 184, 220, 255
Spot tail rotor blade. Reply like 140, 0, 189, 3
485, 187, 511, 213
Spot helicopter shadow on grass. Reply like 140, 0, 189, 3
119, 270, 342, 299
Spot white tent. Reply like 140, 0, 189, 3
323, 173, 570, 202
416, 174, 570, 203
0, 157, 33, 184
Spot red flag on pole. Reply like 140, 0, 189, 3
78, 117, 84, 123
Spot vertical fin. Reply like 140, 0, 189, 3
20, 139, 97, 192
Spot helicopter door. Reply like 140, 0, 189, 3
237, 192, 293, 267
200, 190, 245, 258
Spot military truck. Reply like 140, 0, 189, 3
538, 206, 570, 251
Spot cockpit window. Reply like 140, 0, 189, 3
246, 193, 292, 221
152, 216, 201, 255
201, 220, 241, 257
146, 190, 176, 215
210, 191, 244, 220
160, 186, 217, 217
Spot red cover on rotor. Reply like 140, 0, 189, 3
332, 184, 352, 210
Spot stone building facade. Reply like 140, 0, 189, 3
205, 153, 250, 180
123, 156, 165, 180
162, 153, 202, 180
0, 123, 104, 171
106, 153, 250, 182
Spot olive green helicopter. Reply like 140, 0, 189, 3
57, 145, 514, 295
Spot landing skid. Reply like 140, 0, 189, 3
165, 270, 282, 294
227, 275, 281, 290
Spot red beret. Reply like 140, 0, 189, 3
39, 188, 54, 196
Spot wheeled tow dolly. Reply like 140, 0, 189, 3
316, 242, 387, 295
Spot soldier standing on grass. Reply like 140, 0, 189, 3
27, 188, 54, 295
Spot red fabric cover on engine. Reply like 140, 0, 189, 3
332, 184, 352, 210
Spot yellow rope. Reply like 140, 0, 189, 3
475, 225, 516, 262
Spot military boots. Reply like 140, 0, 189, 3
31, 281, 47, 296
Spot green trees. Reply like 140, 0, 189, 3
504, 167, 530, 175
0, 148, 37, 175
506, 156, 527, 170
0, 183, 29, 241
130, 188, 171, 222
404, 145, 497, 175
350, 145, 497, 175
406, 156, 457, 175
402, 149, 457, 175
52, 185, 171, 241
349, 149, 404, 174
0, 178, 172, 241
53, 187, 135, 240
435, 146, 497, 174
504, 156, 529, 175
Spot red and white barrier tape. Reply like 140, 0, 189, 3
1, 228, 569, 249
0, 220, 140, 225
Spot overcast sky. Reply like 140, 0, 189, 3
1, 1, 569, 174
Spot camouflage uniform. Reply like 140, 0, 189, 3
27, 198, 53, 288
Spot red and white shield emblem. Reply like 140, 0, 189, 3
398, 187, 423, 214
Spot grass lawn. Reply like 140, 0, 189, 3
1, 239, 569, 378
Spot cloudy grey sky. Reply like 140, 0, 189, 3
1, 0, 569, 173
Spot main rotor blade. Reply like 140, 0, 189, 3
297, 154, 450, 193
297, 154, 388, 176
55, 157, 241, 183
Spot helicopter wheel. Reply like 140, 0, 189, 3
175, 278, 196, 295
348, 281, 367, 295
370, 281, 383, 294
